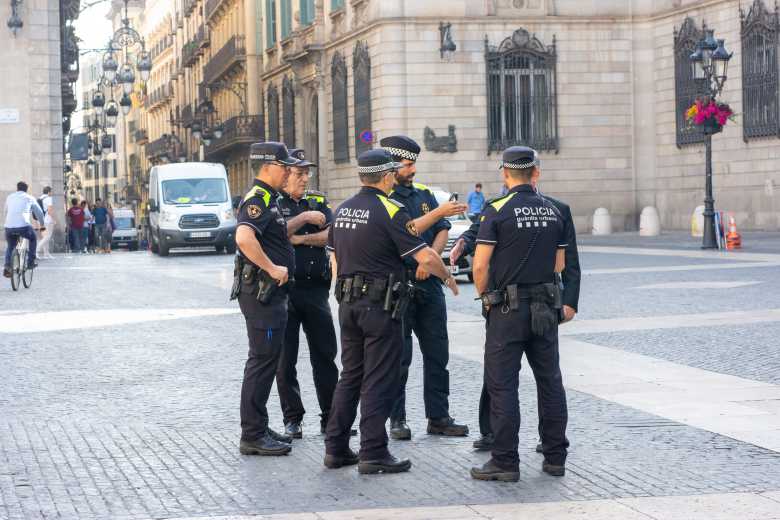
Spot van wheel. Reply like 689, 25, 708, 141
215, 245, 225, 254
129, 242, 139, 252
151, 234, 159, 253
158, 234, 170, 257
226, 243, 236, 255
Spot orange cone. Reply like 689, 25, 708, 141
726, 214, 741, 250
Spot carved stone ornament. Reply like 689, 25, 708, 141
424, 125, 457, 153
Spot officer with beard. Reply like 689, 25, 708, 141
381, 135, 469, 440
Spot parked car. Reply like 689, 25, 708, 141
431, 188, 474, 282
111, 208, 139, 251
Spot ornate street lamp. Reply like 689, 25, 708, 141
92, 91, 106, 115
191, 121, 202, 141
689, 30, 733, 250
102, 52, 119, 83
119, 93, 132, 115
105, 101, 119, 127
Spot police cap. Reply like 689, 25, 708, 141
249, 141, 300, 166
380, 135, 421, 162
357, 149, 402, 175
500, 146, 540, 170
288, 148, 317, 168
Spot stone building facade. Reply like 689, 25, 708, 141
255, 0, 780, 232
0, 0, 73, 248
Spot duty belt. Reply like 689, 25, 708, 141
480, 282, 562, 336
335, 273, 413, 321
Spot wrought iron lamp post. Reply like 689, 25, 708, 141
689, 30, 732, 249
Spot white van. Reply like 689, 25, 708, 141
111, 208, 139, 251
147, 162, 237, 256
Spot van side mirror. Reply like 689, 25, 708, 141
232, 195, 241, 210
148, 200, 158, 212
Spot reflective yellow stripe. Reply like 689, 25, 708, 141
489, 192, 516, 212
412, 182, 430, 192
306, 195, 325, 204
243, 186, 270, 206
377, 194, 400, 218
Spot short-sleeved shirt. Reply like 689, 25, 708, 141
327, 186, 427, 281
278, 190, 333, 285
237, 179, 295, 278
390, 182, 450, 274
93, 207, 109, 225
41, 195, 53, 224
476, 184, 568, 290
67, 207, 85, 229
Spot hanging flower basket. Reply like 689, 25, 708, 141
685, 98, 735, 135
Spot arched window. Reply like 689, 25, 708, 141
485, 29, 558, 153
267, 84, 280, 142
741, 0, 780, 140
282, 76, 296, 148
353, 41, 372, 155
674, 17, 707, 147
331, 51, 349, 163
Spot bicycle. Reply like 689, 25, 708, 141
10, 236, 34, 291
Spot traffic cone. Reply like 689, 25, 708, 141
726, 214, 742, 250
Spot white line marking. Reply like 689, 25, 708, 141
634, 281, 761, 290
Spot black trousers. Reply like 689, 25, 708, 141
390, 278, 450, 421
238, 293, 287, 442
484, 303, 569, 470
276, 284, 339, 424
478, 369, 544, 440
326, 300, 402, 461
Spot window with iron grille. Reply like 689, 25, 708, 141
281, 0, 292, 40
485, 29, 558, 153
267, 85, 280, 142
300, 0, 314, 26
331, 51, 349, 163
282, 76, 296, 148
741, 0, 780, 141
353, 41, 372, 156
265, 0, 277, 48
674, 17, 707, 147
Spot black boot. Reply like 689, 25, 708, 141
470, 460, 520, 482
323, 448, 360, 469
542, 459, 565, 477
285, 421, 303, 439
472, 433, 494, 451
239, 434, 292, 456
358, 455, 412, 474
535, 442, 543, 454
268, 428, 293, 444
389, 419, 411, 440
427, 417, 469, 437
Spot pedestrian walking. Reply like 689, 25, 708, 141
36, 186, 55, 259
93, 199, 110, 253
323, 149, 459, 475
231, 142, 300, 456
275, 148, 340, 438
469, 146, 571, 482
66, 199, 85, 254
381, 135, 469, 440
467, 183, 485, 222
81, 201, 93, 254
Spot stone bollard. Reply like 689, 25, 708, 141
639, 206, 661, 237
691, 205, 704, 237
592, 208, 612, 235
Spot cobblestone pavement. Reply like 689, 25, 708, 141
1, 244, 780, 519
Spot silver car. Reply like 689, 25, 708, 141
432, 188, 474, 282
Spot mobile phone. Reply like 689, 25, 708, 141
449, 193, 459, 202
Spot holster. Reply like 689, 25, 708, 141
229, 256, 243, 301
528, 283, 560, 336
391, 281, 415, 321
256, 269, 279, 304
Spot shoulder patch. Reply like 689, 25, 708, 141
305, 189, 326, 197
376, 194, 402, 218
243, 186, 271, 207
305, 191, 326, 204
489, 192, 517, 212
412, 182, 431, 192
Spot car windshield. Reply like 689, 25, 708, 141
114, 217, 134, 230
162, 178, 227, 205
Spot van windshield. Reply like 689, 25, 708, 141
114, 217, 134, 230
162, 178, 227, 205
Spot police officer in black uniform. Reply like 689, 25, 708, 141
275, 148, 340, 438
324, 149, 459, 474
450, 180, 580, 453
232, 141, 299, 456
381, 135, 469, 440
470, 146, 571, 482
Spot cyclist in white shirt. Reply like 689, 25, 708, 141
36, 186, 55, 259
4, 181, 44, 278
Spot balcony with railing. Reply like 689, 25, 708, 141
134, 129, 148, 144
204, 114, 263, 159
182, 26, 209, 68
181, 104, 194, 127
205, 0, 226, 21
146, 135, 170, 160
203, 35, 246, 86
148, 83, 174, 109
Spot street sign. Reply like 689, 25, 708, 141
0, 108, 20, 124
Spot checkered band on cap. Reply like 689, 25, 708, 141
503, 158, 539, 169
250, 154, 278, 161
357, 163, 396, 175
383, 146, 418, 162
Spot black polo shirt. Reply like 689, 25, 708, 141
476, 184, 569, 290
278, 190, 333, 285
237, 178, 295, 277
327, 186, 427, 281
389, 182, 450, 247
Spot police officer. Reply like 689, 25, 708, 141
469, 146, 571, 482
275, 148, 340, 438
381, 135, 469, 440
450, 181, 580, 453
324, 149, 459, 474
232, 141, 299, 456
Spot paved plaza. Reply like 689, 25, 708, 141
2, 233, 780, 519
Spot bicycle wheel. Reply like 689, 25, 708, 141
22, 257, 33, 288
10, 250, 20, 291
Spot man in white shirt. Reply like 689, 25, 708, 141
4, 181, 44, 277
36, 186, 55, 259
